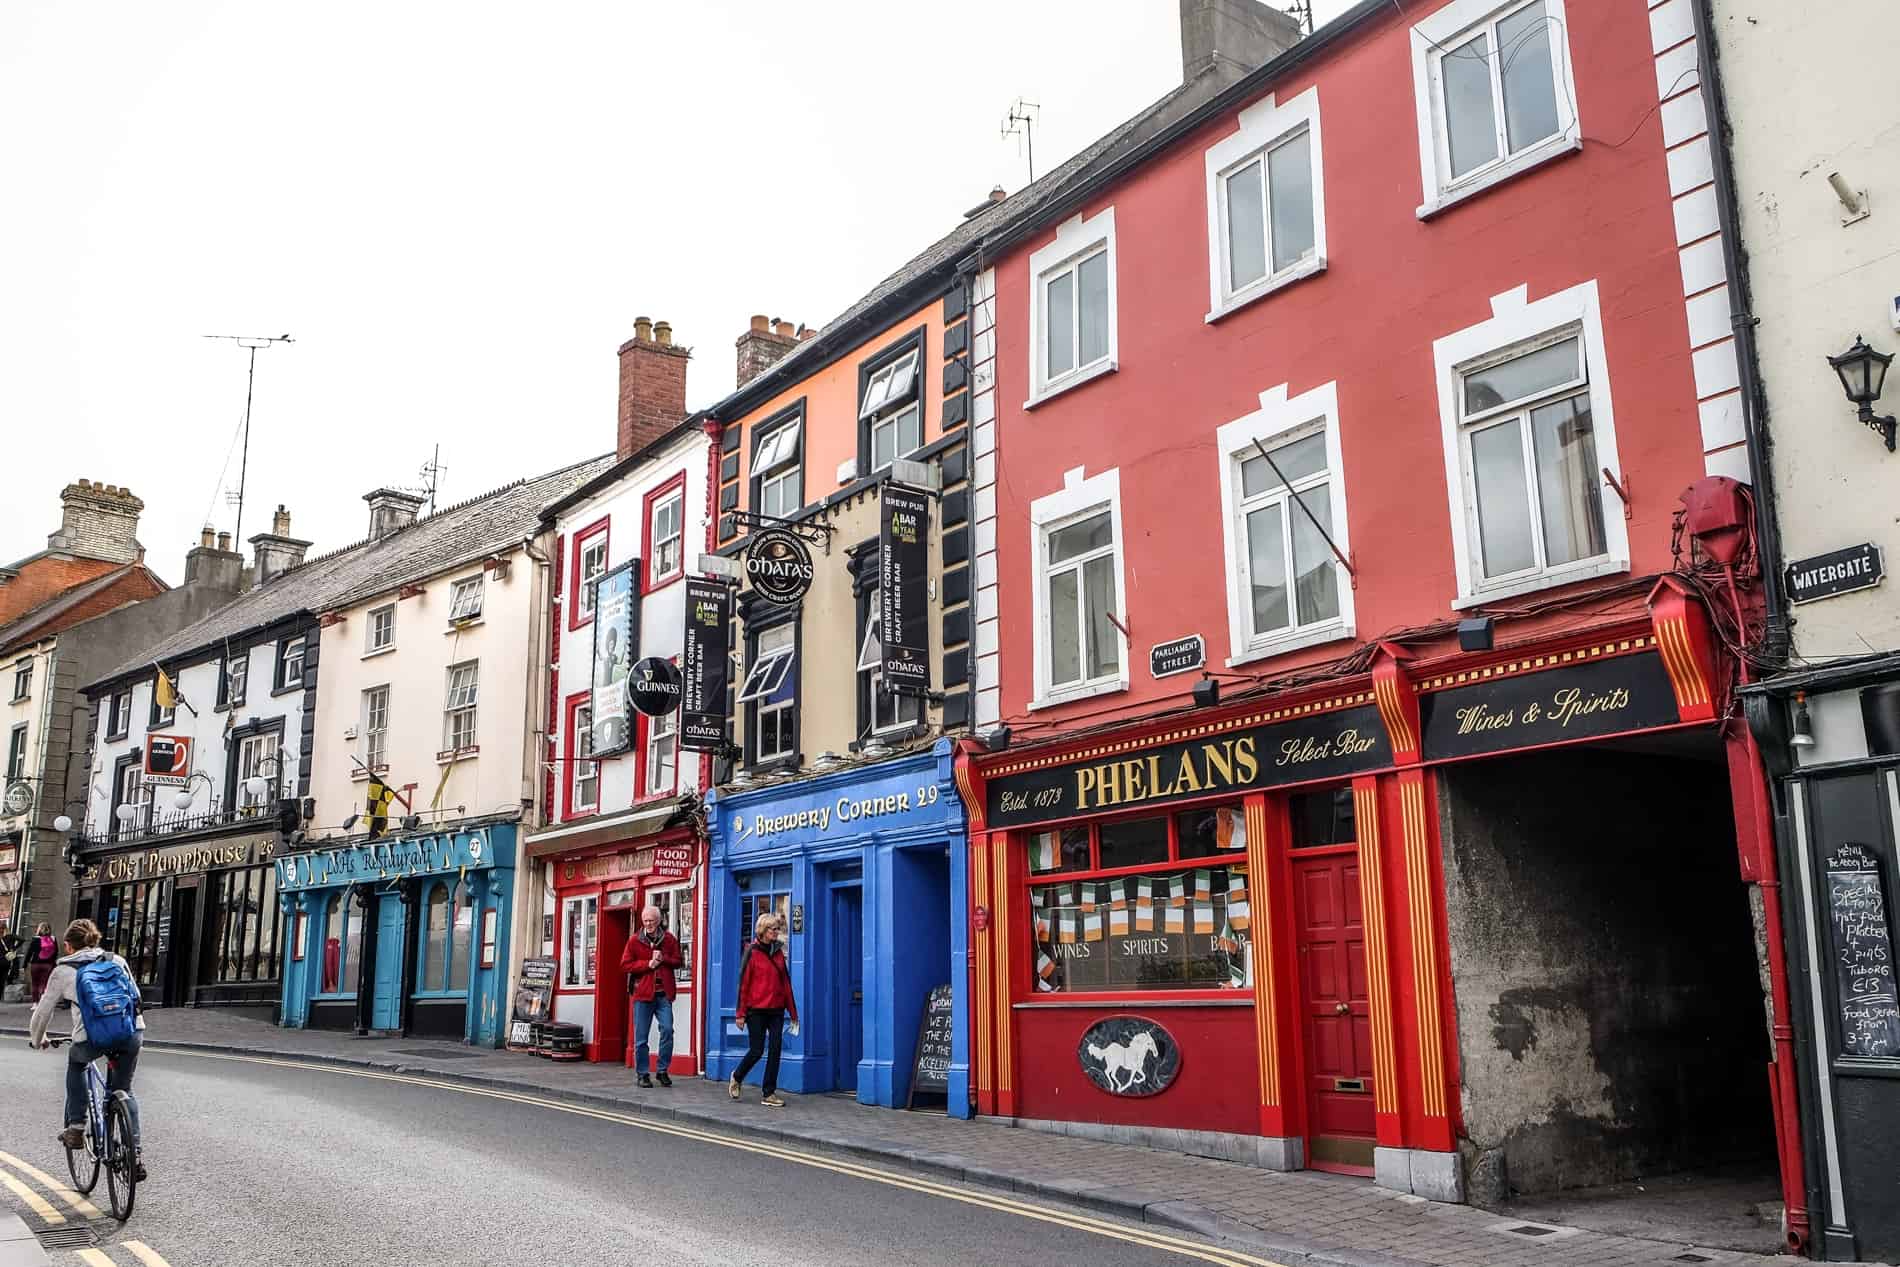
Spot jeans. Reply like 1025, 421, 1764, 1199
632, 994, 674, 1076
732, 1009, 784, 1096
66, 1034, 141, 1145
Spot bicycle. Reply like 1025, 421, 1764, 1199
45, 1037, 140, 1221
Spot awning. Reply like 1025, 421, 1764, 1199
521, 799, 687, 860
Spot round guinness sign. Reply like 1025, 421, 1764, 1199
745, 529, 815, 606
2, 780, 33, 818
629, 657, 684, 717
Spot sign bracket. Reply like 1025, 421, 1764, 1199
728, 509, 835, 555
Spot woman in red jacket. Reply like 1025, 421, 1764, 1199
729, 911, 797, 1107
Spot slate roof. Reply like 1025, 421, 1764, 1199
0, 563, 166, 656
89, 453, 613, 690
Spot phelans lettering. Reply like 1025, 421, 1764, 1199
1074, 737, 1260, 811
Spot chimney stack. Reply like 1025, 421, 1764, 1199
217, 532, 231, 552
200, 526, 216, 548
46, 479, 145, 564
1178, 0, 1303, 86
364, 488, 426, 541
248, 504, 312, 588
184, 525, 245, 592
618, 316, 691, 462
735, 313, 801, 389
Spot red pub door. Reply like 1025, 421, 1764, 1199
1293, 852, 1377, 1173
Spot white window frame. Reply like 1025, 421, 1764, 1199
443, 660, 480, 752
643, 707, 678, 797
1216, 381, 1355, 665
1028, 466, 1127, 710
11, 658, 30, 702
1410, 0, 1581, 219
754, 421, 802, 520
561, 893, 598, 988
6, 723, 26, 781
1025, 208, 1118, 408
576, 534, 609, 620
739, 623, 796, 764
361, 686, 390, 771
857, 607, 923, 736
237, 732, 280, 809
224, 653, 248, 707
1433, 280, 1627, 607
448, 575, 484, 623
647, 881, 692, 986
366, 604, 396, 654
1203, 87, 1328, 322
648, 487, 685, 585
278, 636, 306, 689
862, 348, 924, 474
572, 702, 598, 813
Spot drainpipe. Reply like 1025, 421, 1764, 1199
1690, 3, 1809, 1248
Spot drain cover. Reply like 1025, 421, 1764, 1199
1507, 1225, 1559, 1237
391, 1047, 486, 1059
35, 1224, 101, 1249
1672, 1255, 1714, 1264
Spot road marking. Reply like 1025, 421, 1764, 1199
122, 1241, 172, 1266
0, 1163, 63, 1225
0, 1149, 103, 1219
74, 1250, 116, 1267
168, 1050, 1288, 1267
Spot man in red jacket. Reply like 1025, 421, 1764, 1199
621, 905, 683, 1088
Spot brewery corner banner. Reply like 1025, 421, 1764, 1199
681, 576, 731, 753
590, 559, 640, 757
880, 483, 930, 693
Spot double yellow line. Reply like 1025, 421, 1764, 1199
0, 1149, 171, 1265
176, 1050, 1289, 1267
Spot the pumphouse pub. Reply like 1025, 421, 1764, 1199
956, 581, 1794, 1209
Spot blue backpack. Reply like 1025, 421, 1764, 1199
73, 957, 139, 1047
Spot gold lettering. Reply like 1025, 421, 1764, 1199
1171, 751, 1203, 795
1234, 736, 1258, 784
1144, 755, 1164, 801
1075, 767, 1099, 811
1124, 759, 1148, 804
1204, 740, 1234, 787
1100, 761, 1123, 808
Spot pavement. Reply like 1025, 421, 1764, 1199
0, 1003, 1885, 1267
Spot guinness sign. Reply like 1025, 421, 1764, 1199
745, 529, 814, 606
629, 656, 684, 717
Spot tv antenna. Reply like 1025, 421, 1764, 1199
1286, 0, 1313, 33
1002, 99, 1040, 183
419, 445, 447, 515
201, 333, 294, 545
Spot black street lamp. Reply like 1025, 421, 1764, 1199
1827, 335, 1896, 451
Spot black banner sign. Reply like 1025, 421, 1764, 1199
680, 578, 731, 753
1786, 543, 1884, 605
1824, 842, 1900, 1059
880, 483, 931, 693
985, 704, 1388, 830
1418, 650, 1680, 761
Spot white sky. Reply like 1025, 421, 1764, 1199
2, 1, 1344, 581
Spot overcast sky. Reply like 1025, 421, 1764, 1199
2, 1, 1341, 581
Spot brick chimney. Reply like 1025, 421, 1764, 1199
364, 488, 426, 540
183, 524, 246, 591
248, 504, 312, 588
46, 479, 145, 564
735, 315, 800, 389
618, 316, 691, 462
1178, 0, 1303, 85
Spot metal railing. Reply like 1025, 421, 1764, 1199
75, 798, 281, 851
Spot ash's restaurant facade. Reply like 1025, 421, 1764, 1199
957, 582, 1796, 1205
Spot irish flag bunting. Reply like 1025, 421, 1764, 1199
1058, 911, 1077, 945
1109, 901, 1130, 936
1169, 875, 1186, 907
1083, 909, 1104, 942
1079, 883, 1098, 913
1034, 911, 1051, 941
1110, 880, 1129, 910
1031, 886, 1046, 909
1194, 870, 1212, 901
1029, 832, 1060, 872
1165, 901, 1186, 933
1216, 806, 1247, 850
1193, 900, 1215, 934
1036, 951, 1057, 988
1135, 877, 1156, 931
1227, 871, 1251, 932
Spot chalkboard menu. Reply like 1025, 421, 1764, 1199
1824, 843, 1900, 1059
908, 983, 954, 1105
513, 957, 556, 1026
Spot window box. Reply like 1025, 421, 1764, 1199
1203, 86, 1327, 323
1025, 209, 1118, 408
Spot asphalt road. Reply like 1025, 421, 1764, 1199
0, 1044, 1276, 1267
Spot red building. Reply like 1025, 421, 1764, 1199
952, 0, 1806, 1236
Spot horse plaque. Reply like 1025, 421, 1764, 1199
1077, 1016, 1180, 1097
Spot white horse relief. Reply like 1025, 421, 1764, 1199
1087, 1030, 1159, 1094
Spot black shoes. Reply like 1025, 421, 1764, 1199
637, 1074, 653, 1088
655, 1072, 672, 1087
58, 1126, 84, 1150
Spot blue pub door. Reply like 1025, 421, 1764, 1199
832, 884, 863, 1094
371, 894, 404, 1031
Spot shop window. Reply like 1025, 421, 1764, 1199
649, 883, 693, 987
212, 865, 278, 984
292, 910, 307, 963
98, 881, 166, 988
735, 866, 792, 952
561, 893, 599, 988
451, 883, 474, 992
1288, 787, 1357, 848
421, 882, 450, 991
1027, 805, 1252, 994
321, 894, 362, 995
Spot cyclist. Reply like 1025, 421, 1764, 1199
27, 919, 144, 1170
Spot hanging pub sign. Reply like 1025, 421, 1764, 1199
142, 733, 193, 786
880, 483, 931, 693
1786, 543, 1884, 605
1150, 635, 1205, 679
744, 529, 814, 606
1418, 648, 1680, 762
589, 560, 640, 757
629, 657, 684, 717
680, 577, 732, 753
985, 703, 1388, 829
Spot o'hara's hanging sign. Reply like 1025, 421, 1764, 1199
984, 701, 1388, 830
744, 529, 815, 606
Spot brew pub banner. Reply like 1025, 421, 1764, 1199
880, 483, 931, 693
680, 577, 731, 753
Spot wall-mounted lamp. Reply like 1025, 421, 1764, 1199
1191, 677, 1221, 708
1457, 616, 1495, 652
983, 725, 1011, 753
1827, 335, 1896, 452
1790, 691, 1817, 749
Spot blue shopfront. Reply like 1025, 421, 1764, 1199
276, 820, 516, 1047
705, 741, 969, 1114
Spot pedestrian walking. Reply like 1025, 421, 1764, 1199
25, 922, 59, 1004
621, 904, 682, 1088
0, 923, 21, 995
729, 911, 797, 1108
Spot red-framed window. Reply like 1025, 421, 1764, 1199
634, 692, 680, 803
1024, 800, 1253, 997
643, 472, 688, 594
561, 691, 599, 821
568, 516, 610, 632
